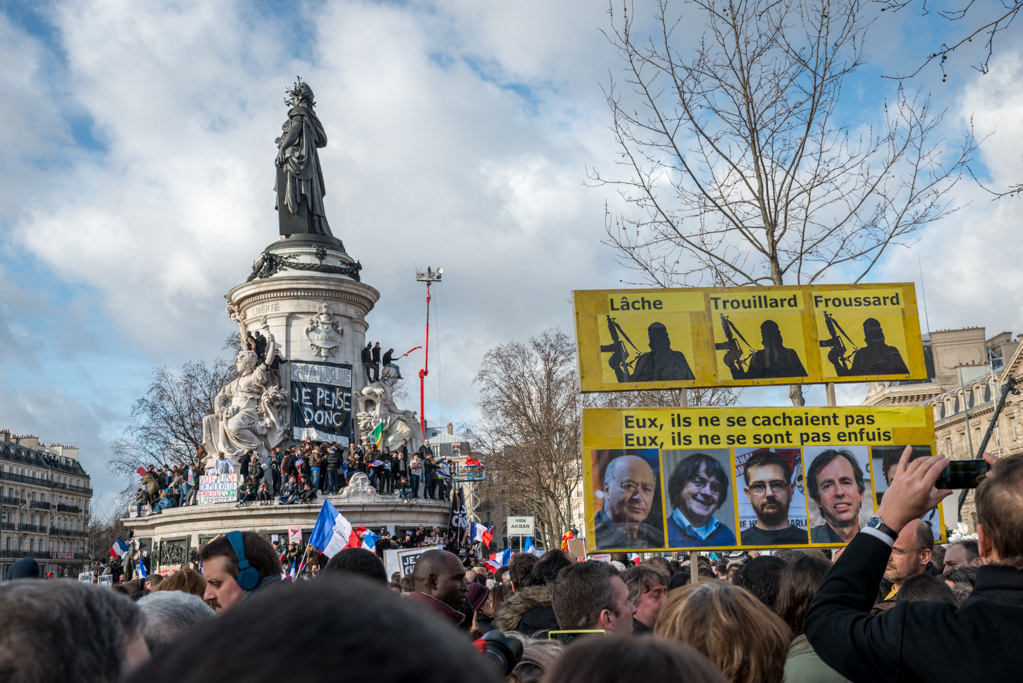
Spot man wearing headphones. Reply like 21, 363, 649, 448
201, 531, 283, 612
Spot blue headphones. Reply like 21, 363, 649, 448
226, 531, 260, 591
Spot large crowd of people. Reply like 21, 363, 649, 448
4, 449, 1022, 683
134, 437, 456, 516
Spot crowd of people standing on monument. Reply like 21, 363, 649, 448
362, 341, 404, 383
135, 438, 453, 516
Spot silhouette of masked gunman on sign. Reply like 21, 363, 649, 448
722, 319, 807, 380
822, 315, 909, 376
630, 323, 695, 382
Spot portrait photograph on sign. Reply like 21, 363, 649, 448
590, 448, 665, 551
871, 444, 942, 541
662, 449, 737, 547
735, 447, 810, 546
802, 445, 875, 544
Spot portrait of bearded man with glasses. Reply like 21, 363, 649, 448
739, 449, 809, 546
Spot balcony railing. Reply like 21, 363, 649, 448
57, 504, 82, 514
0, 522, 14, 531
0, 496, 22, 506
16, 524, 43, 533
0, 471, 51, 488
30, 501, 51, 510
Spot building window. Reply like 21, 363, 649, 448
1012, 417, 1019, 441
29, 539, 34, 553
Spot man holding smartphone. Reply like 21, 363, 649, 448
804, 449, 1023, 682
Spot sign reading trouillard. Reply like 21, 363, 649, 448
507, 516, 535, 537
291, 360, 353, 446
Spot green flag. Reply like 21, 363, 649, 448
370, 421, 383, 446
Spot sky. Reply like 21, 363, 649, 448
1, 0, 1020, 514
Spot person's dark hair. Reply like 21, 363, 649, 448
806, 449, 865, 503
667, 453, 730, 510
526, 550, 574, 587
509, 553, 539, 590
880, 446, 930, 478
913, 518, 935, 552
949, 539, 980, 563
742, 450, 792, 486
0, 580, 145, 683
543, 634, 728, 683
323, 548, 388, 584
897, 574, 958, 605
491, 582, 513, 615
552, 561, 619, 630
199, 532, 280, 580
149, 574, 165, 588
122, 576, 500, 683
494, 566, 509, 584
775, 555, 832, 636
733, 556, 786, 610
399, 574, 415, 593
772, 549, 805, 564
944, 565, 978, 588
623, 564, 670, 605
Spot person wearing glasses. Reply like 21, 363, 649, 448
740, 450, 809, 545
871, 518, 933, 613
594, 455, 665, 550
666, 453, 736, 547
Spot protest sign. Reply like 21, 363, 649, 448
573, 283, 926, 391
288, 526, 303, 545
198, 474, 237, 504
291, 360, 353, 446
583, 405, 944, 553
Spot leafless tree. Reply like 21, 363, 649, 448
108, 358, 237, 495
467, 329, 582, 550
591, 0, 976, 405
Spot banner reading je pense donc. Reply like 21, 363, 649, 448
583, 406, 944, 553
573, 283, 926, 392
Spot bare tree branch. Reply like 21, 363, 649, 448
591, 0, 975, 404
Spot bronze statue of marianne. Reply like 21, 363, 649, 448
275, 80, 335, 241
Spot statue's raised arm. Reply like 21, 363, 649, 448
275, 79, 334, 239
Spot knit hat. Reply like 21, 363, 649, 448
466, 582, 490, 612
8, 558, 41, 579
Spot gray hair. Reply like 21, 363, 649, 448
137, 591, 216, 651
0, 579, 145, 683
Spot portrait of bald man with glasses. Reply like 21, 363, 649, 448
739, 449, 809, 546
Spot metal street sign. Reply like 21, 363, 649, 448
507, 516, 535, 537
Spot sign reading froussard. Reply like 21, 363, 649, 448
573, 283, 926, 392
291, 361, 353, 446
582, 406, 944, 553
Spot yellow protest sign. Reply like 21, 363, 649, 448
574, 283, 926, 392
582, 406, 944, 553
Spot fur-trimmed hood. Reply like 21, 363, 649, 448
494, 584, 557, 634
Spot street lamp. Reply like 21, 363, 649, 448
414, 267, 443, 440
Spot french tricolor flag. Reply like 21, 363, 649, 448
353, 526, 381, 552
308, 500, 357, 558
109, 538, 129, 560
470, 522, 493, 548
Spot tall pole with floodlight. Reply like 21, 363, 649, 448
415, 267, 442, 441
